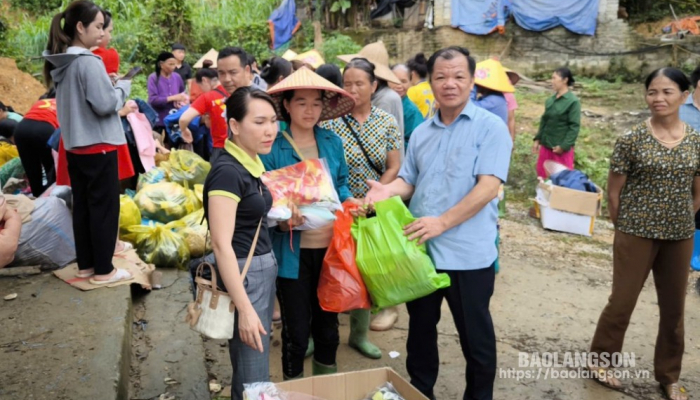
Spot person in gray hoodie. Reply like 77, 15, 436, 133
43, 0, 133, 285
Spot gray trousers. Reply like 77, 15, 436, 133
229, 252, 278, 400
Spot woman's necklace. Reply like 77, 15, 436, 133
647, 118, 686, 145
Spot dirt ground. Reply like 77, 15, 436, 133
198, 82, 700, 399
0, 57, 46, 114
199, 205, 700, 400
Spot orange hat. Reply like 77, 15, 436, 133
266, 66, 355, 121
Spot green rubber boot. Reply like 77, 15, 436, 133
305, 337, 315, 358
312, 359, 338, 376
348, 309, 382, 359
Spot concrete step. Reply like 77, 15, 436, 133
0, 273, 132, 400
129, 270, 210, 400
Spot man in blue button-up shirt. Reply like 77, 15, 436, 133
680, 66, 700, 132
366, 47, 512, 400
680, 66, 700, 233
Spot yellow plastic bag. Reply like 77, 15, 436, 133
168, 149, 211, 186
175, 209, 210, 257
179, 225, 210, 257
125, 221, 190, 269
134, 181, 200, 223
136, 167, 168, 192
194, 184, 203, 204
0, 143, 19, 167
119, 195, 141, 237
179, 208, 205, 228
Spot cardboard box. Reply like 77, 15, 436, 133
274, 367, 428, 400
535, 182, 603, 237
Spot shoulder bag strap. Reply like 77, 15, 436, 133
240, 185, 264, 280
341, 116, 384, 176
213, 88, 228, 100
281, 131, 306, 161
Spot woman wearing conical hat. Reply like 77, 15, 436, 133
261, 67, 358, 379
473, 59, 515, 126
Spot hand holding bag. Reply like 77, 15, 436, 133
185, 218, 263, 340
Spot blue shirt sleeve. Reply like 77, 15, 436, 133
398, 136, 419, 186
474, 118, 513, 182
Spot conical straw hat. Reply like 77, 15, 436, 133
337, 41, 400, 84
193, 48, 218, 69
266, 66, 356, 122
504, 67, 521, 86
293, 50, 325, 69
282, 49, 298, 61
474, 59, 515, 93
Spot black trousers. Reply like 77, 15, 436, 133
66, 151, 120, 275
406, 266, 497, 400
14, 119, 56, 197
277, 248, 339, 378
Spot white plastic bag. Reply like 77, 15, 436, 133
11, 197, 76, 269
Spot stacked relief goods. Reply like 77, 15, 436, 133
120, 150, 210, 269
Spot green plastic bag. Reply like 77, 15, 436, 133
351, 196, 450, 311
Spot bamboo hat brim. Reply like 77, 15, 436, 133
474, 59, 515, 93
266, 66, 356, 121
337, 41, 400, 84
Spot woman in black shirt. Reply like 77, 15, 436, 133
203, 87, 278, 400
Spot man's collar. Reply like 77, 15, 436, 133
431, 100, 476, 128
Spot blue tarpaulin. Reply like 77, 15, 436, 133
451, 0, 512, 35
450, 0, 599, 36
512, 0, 599, 35
268, 0, 301, 50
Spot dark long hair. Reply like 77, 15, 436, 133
644, 68, 690, 92
226, 87, 276, 123
260, 56, 292, 86
44, 0, 103, 88
155, 51, 176, 85
554, 67, 576, 87
344, 58, 377, 83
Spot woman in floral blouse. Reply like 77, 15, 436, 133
588, 68, 699, 400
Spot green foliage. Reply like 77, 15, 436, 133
150, 0, 193, 48
330, 0, 352, 14
9, 0, 62, 15
622, 0, 700, 23
319, 32, 362, 67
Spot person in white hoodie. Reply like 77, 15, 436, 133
43, 0, 133, 285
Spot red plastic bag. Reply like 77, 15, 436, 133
318, 201, 371, 312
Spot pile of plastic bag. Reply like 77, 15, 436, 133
261, 159, 341, 230
120, 150, 211, 269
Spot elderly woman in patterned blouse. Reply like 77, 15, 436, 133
320, 57, 402, 359
588, 68, 699, 400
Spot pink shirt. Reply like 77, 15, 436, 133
504, 92, 518, 112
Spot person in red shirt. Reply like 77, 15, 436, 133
179, 47, 253, 163
91, 10, 120, 78
14, 91, 59, 196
